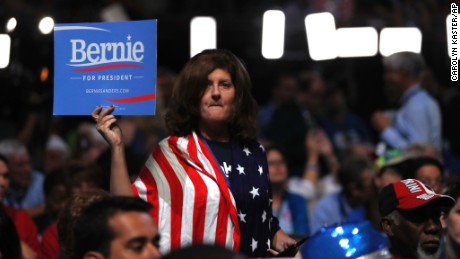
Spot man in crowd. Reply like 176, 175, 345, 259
372, 52, 442, 151
73, 196, 161, 259
0, 139, 45, 217
379, 179, 454, 258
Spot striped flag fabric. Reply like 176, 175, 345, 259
132, 132, 241, 254
133, 131, 279, 257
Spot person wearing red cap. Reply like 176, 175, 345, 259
379, 179, 455, 259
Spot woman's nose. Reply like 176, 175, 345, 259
210, 85, 221, 101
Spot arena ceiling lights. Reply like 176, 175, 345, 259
190, 17, 216, 58
0, 34, 11, 69
261, 10, 285, 59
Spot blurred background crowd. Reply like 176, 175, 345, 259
1, 0, 460, 258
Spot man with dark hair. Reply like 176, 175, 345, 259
73, 196, 160, 259
379, 179, 455, 258
402, 156, 445, 194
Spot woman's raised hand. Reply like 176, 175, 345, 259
92, 105, 124, 147
92, 105, 133, 196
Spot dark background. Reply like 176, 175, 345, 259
0, 0, 458, 132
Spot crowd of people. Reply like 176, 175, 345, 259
0, 48, 459, 259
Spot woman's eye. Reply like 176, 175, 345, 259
221, 82, 232, 88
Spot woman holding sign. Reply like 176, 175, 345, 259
92, 49, 296, 257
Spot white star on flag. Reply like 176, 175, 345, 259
250, 187, 260, 199
251, 238, 258, 252
260, 144, 265, 152
238, 210, 247, 223
127, 34, 131, 41
262, 210, 267, 223
221, 162, 231, 178
236, 164, 245, 175
258, 165, 263, 175
243, 147, 251, 156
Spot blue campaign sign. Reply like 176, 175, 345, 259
53, 20, 157, 115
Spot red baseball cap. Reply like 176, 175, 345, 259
378, 179, 455, 216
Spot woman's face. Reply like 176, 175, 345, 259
416, 165, 443, 194
442, 198, 460, 245
267, 149, 288, 184
199, 68, 235, 127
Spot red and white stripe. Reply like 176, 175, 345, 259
132, 132, 241, 254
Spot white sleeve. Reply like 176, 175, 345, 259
287, 176, 316, 199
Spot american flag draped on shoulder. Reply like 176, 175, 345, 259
132, 132, 240, 254
132, 131, 279, 257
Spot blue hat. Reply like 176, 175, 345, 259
301, 220, 390, 259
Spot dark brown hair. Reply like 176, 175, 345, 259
165, 49, 259, 140
57, 189, 110, 258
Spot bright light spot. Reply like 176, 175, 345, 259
331, 226, 344, 237
40, 67, 49, 82
6, 17, 17, 33
190, 17, 216, 57
262, 10, 285, 59
446, 15, 458, 58
351, 228, 359, 235
0, 34, 11, 69
336, 27, 378, 58
339, 238, 349, 249
379, 27, 422, 57
100, 2, 129, 22
305, 12, 337, 61
345, 248, 356, 257
38, 16, 55, 34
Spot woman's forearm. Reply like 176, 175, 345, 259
110, 145, 133, 196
